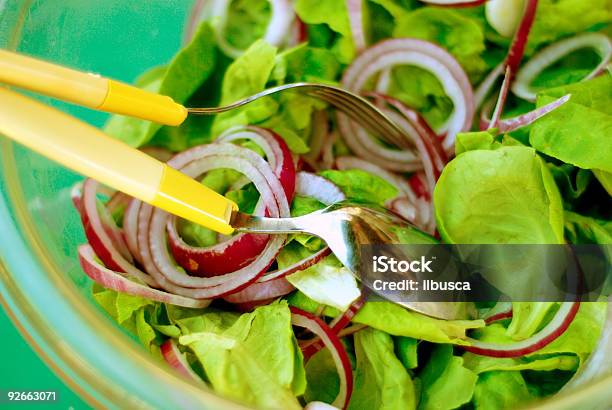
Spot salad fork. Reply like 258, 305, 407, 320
188, 82, 415, 151
1, 50, 414, 153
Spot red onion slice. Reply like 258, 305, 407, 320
146, 144, 289, 298
287, 16, 308, 47
160, 339, 203, 382
126, 144, 289, 299
167, 218, 269, 277
481, 94, 571, 133
512, 33, 612, 101
489, 66, 512, 129
371, 94, 447, 177
321, 131, 339, 171
209, 0, 294, 58
498, 94, 570, 132
291, 307, 354, 410
417, 0, 486, 5
78, 245, 210, 308
335, 156, 417, 203
80, 179, 156, 286
161, 132, 294, 279
382, 97, 448, 165
408, 173, 430, 201
166, 128, 288, 277
106, 192, 131, 215
463, 302, 580, 358
474, 63, 505, 110
303, 111, 329, 164
346, 0, 366, 53
123, 199, 143, 266
505, 0, 539, 76
218, 126, 296, 200
223, 276, 295, 304
483, 302, 514, 324
342, 39, 473, 153
388, 197, 417, 223
302, 297, 365, 360
296, 171, 346, 204
258, 247, 332, 283
71, 182, 83, 215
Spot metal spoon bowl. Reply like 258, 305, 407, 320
232, 201, 476, 320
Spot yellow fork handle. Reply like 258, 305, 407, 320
0, 87, 236, 235
0, 49, 187, 126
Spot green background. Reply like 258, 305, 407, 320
0, 308, 89, 409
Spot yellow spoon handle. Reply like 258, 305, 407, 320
0, 49, 187, 126
0, 87, 236, 235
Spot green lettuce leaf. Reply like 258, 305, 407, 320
530, 48, 605, 89
353, 303, 484, 345
473, 371, 535, 409
522, 369, 575, 398
148, 54, 231, 151
435, 146, 565, 302
527, 0, 612, 51
435, 146, 565, 244
417, 344, 477, 410
105, 23, 217, 147
349, 328, 417, 410
291, 195, 327, 217
304, 347, 342, 404
93, 286, 163, 358
469, 302, 606, 365
386, 66, 454, 130
170, 308, 241, 336
548, 163, 592, 202
179, 301, 303, 409
506, 302, 557, 340
286, 255, 361, 311
455, 130, 499, 155
563, 212, 612, 295
273, 44, 341, 84
224, 0, 271, 51
530, 76, 612, 173
212, 40, 278, 135
295, 0, 355, 63
395, 336, 418, 370
288, 293, 485, 344
564, 211, 612, 245
593, 169, 612, 196
393, 7, 487, 79
366, 0, 415, 43
212, 41, 330, 154
463, 351, 579, 375
319, 169, 399, 205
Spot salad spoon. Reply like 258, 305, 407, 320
232, 202, 476, 320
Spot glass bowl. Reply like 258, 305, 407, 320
0, 1, 610, 409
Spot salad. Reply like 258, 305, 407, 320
71, 0, 611, 409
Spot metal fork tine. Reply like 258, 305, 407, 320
187, 82, 415, 151
307, 89, 389, 138
312, 88, 412, 150
311, 88, 413, 151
